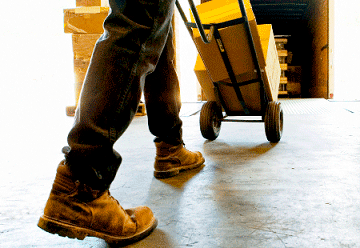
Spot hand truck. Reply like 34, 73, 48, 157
175, 0, 284, 142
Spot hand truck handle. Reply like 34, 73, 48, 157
175, 0, 214, 44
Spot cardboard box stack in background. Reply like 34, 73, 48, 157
275, 37, 289, 95
193, 0, 280, 114
76, 0, 102, 7
71, 34, 102, 103
64, 0, 147, 116
275, 37, 302, 97
64, 7, 108, 34
64, 1, 108, 115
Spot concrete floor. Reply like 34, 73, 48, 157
1, 99, 360, 247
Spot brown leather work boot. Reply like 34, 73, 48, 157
154, 141, 205, 179
38, 161, 157, 245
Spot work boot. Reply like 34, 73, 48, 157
38, 161, 157, 245
154, 141, 205, 178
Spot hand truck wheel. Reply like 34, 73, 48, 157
264, 101, 283, 143
200, 101, 222, 140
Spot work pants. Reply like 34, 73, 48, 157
65, 0, 182, 190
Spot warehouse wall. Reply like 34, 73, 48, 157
306, 0, 330, 98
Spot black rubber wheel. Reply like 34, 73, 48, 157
264, 101, 283, 143
200, 101, 222, 140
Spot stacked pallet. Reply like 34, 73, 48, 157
275, 37, 288, 96
64, 0, 146, 116
287, 66, 302, 97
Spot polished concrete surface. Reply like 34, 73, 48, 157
1, 99, 360, 247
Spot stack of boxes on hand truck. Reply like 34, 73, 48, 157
63, 0, 146, 116
186, 0, 283, 142
193, 0, 281, 112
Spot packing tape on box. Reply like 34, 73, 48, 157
101, 0, 109, 7
75, 6, 102, 14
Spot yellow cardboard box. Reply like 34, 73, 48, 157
258, 24, 281, 101
191, 0, 265, 70
76, 0, 109, 7
194, 24, 280, 113
192, 0, 255, 26
72, 34, 102, 103
64, 7, 109, 34
76, 0, 102, 7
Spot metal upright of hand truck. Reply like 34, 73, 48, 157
176, 0, 284, 143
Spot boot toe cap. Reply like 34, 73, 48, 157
126, 206, 157, 233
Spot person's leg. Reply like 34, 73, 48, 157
38, 0, 175, 244
66, 0, 177, 190
145, 28, 183, 145
144, 29, 205, 179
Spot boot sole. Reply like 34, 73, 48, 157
38, 215, 158, 245
154, 158, 205, 179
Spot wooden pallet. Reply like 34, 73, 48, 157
275, 38, 288, 96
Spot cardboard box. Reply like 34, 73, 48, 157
194, 24, 280, 114
72, 34, 102, 103
192, 0, 265, 69
258, 24, 281, 101
76, 0, 101, 7
192, 0, 254, 23
64, 7, 109, 34
194, 53, 262, 114
76, 0, 109, 7
72, 33, 101, 59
